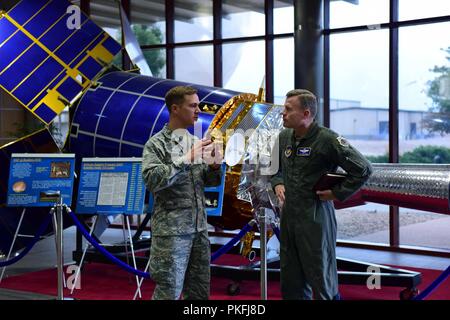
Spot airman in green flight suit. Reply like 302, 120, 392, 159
271, 89, 373, 300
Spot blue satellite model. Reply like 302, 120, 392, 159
0, 0, 259, 254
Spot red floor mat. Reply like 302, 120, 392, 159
1, 256, 449, 300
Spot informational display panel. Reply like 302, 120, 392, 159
7, 153, 75, 207
76, 158, 145, 215
205, 163, 226, 217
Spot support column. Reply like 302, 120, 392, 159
294, 0, 324, 124
213, 0, 222, 87
80, 0, 90, 16
389, 0, 400, 247
166, 0, 175, 79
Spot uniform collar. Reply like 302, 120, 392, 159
291, 121, 319, 142
162, 124, 192, 145
161, 124, 173, 139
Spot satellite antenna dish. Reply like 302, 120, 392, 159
224, 132, 245, 167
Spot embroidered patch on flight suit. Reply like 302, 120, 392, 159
285, 145, 293, 158
337, 136, 349, 147
296, 147, 311, 156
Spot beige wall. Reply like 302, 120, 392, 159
331, 109, 386, 138
331, 108, 428, 139
399, 111, 427, 139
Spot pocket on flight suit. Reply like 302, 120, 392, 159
302, 198, 326, 251
162, 199, 194, 231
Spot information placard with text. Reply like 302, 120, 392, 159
76, 158, 145, 215
7, 153, 75, 207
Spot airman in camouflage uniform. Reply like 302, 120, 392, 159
142, 86, 222, 300
271, 89, 372, 300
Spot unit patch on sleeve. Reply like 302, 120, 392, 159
337, 136, 349, 147
285, 145, 293, 158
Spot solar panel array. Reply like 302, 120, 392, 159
0, 0, 121, 124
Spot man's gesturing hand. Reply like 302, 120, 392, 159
274, 184, 285, 206
189, 139, 212, 163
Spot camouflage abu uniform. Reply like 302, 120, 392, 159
271, 121, 372, 299
142, 124, 222, 300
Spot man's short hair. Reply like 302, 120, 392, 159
165, 86, 198, 113
286, 89, 317, 119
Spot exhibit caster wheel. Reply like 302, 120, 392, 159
227, 282, 241, 296
399, 287, 419, 300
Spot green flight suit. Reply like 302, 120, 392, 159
270, 121, 372, 300
142, 124, 222, 300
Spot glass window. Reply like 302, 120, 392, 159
399, 23, 450, 159
330, 0, 389, 29
330, 30, 390, 245
223, 40, 265, 94
222, 0, 265, 39
131, 0, 166, 45
98, 26, 120, 42
90, 1, 122, 67
398, 23, 450, 250
274, 38, 294, 104
400, 208, 450, 250
50, 106, 70, 148
130, 23, 165, 47
330, 29, 389, 160
110, 51, 123, 69
174, 45, 213, 86
274, 0, 294, 34
143, 48, 166, 78
336, 204, 389, 245
175, 0, 213, 43
399, 0, 450, 21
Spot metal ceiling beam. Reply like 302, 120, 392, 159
90, 14, 122, 28
88, 0, 300, 26
222, 1, 265, 15
331, 0, 359, 4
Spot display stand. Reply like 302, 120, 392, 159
73, 157, 147, 297
52, 192, 65, 300
69, 213, 142, 298
69, 215, 98, 295
6, 153, 76, 300
0, 208, 26, 283
123, 214, 142, 298
257, 208, 267, 300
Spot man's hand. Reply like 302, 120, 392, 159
203, 140, 224, 169
316, 189, 337, 201
206, 145, 223, 169
187, 139, 213, 164
274, 184, 285, 206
